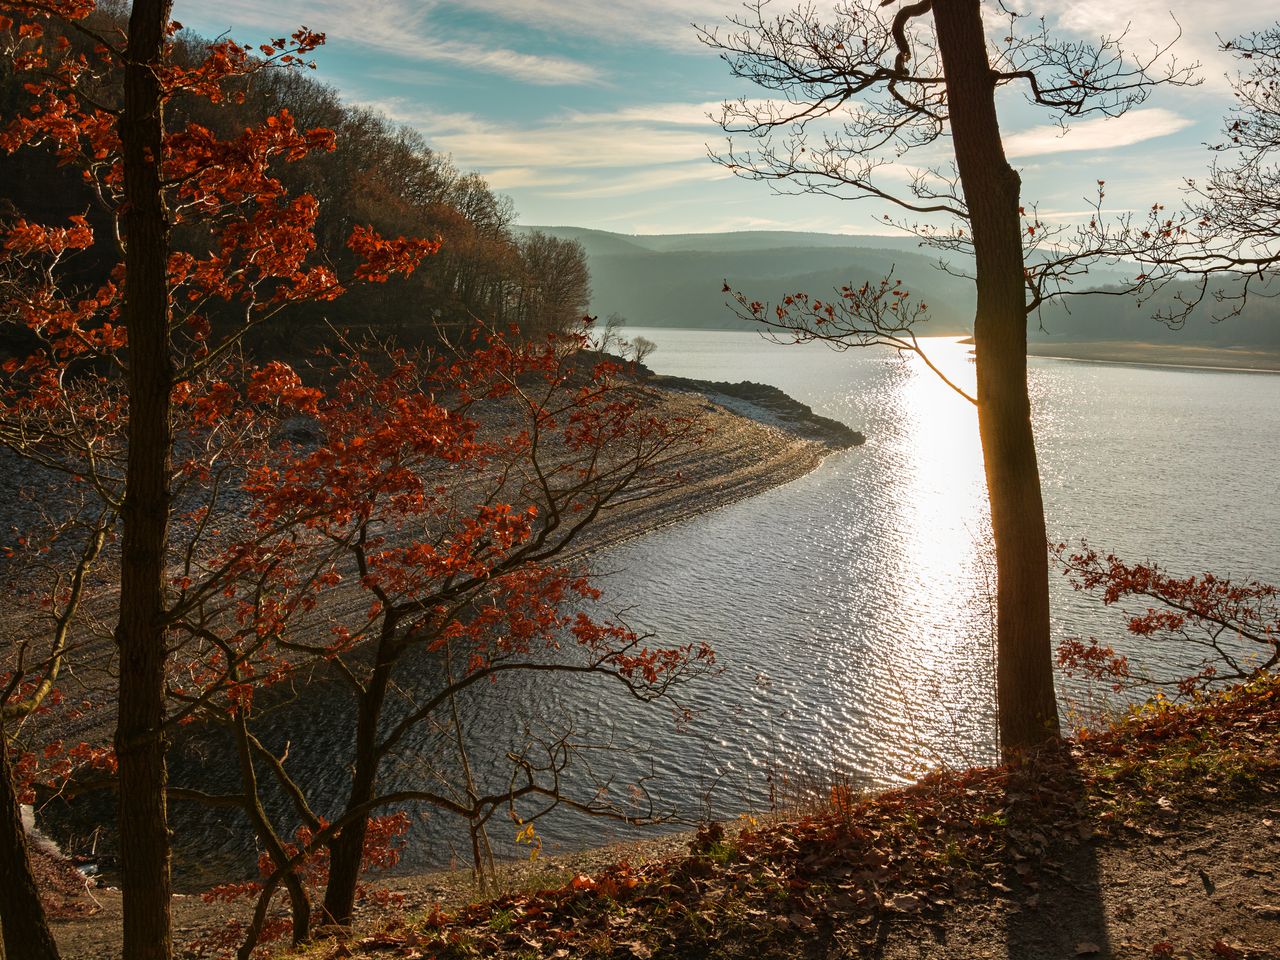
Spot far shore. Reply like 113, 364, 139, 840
1024, 339, 1280, 373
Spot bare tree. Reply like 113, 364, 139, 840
588, 312, 630, 356
1128, 25, 1280, 320
701, 0, 1194, 750
629, 336, 658, 364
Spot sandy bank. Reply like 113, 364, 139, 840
562, 378, 856, 555
1026, 339, 1280, 373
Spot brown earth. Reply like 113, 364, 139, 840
43, 796, 1280, 960
877, 798, 1280, 960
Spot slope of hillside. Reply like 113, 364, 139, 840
521, 226, 976, 333
524, 226, 1280, 354
1029, 287, 1280, 350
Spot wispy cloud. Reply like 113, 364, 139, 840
1004, 108, 1195, 158
544, 164, 734, 199
566, 101, 726, 127
367, 99, 731, 194
178, 0, 604, 85
416, 41, 601, 86
1028, 0, 1261, 95
426, 116, 711, 171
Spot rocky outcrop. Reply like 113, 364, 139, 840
648, 375, 865, 450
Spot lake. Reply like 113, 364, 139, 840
585, 329, 1280, 811
370, 329, 1280, 868
60, 330, 1280, 881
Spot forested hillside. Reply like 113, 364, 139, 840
529, 225, 1280, 350
524, 226, 977, 333
0, 4, 590, 354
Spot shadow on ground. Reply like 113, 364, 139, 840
1003, 754, 1112, 959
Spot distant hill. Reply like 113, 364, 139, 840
520, 226, 976, 334
1030, 284, 1280, 351
522, 226, 1280, 350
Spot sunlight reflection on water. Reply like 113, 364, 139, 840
576, 327, 1280, 822
128, 329, 1280, 879
588, 334, 1003, 811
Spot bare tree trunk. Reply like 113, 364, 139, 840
114, 2, 176, 958
321, 642, 397, 926
229, 714, 310, 959
0, 725, 62, 960
932, 0, 1060, 751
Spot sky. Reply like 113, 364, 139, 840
176, 0, 1276, 237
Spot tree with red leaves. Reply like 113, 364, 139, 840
1, 8, 709, 959
147, 330, 712, 955
1055, 543, 1280, 699
0, 4, 434, 957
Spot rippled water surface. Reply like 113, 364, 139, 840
65, 332, 1280, 880
391, 331, 1280, 866
601, 331, 1280, 791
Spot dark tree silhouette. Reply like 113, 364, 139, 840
702, 0, 1194, 750
113, 4, 179, 957
1130, 24, 1280, 320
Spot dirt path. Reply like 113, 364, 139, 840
878, 799, 1280, 960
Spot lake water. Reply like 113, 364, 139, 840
552, 330, 1280, 820
59, 330, 1280, 881
377, 329, 1280, 867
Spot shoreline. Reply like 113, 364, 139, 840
17, 376, 858, 753
1025, 339, 1280, 374
54, 674, 1280, 959
31, 377, 863, 950
561, 380, 856, 559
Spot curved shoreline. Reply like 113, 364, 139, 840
565, 380, 858, 559
14, 378, 859, 748
40, 381, 862, 956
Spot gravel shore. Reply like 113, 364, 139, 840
23, 378, 860, 959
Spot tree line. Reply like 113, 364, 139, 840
0, 0, 590, 358
0, 4, 700, 960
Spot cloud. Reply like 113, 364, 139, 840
178, 0, 604, 85
1003, 108, 1195, 158
356, 97, 756, 199
543, 164, 733, 199
439, 0, 739, 52
483, 168, 578, 190
416, 40, 602, 86
566, 101, 727, 127
1024, 0, 1262, 95
431, 118, 710, 172
372, 99, 721, 172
